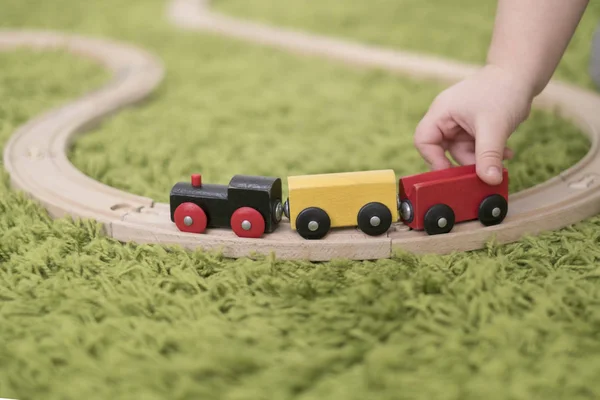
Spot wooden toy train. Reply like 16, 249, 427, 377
169, 164, 509, 239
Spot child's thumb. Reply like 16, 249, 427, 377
475, 127, 507, 186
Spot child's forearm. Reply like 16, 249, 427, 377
486, 0, 589, 97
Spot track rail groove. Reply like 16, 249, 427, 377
2, 1, 600, 260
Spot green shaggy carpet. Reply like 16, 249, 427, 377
1, 1, 600, 399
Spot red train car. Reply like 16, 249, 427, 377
398, 164, 508, 235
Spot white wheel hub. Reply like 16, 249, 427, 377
241, 220, 252, 230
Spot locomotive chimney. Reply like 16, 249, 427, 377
191, 174, 202, 187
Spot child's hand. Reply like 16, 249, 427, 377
414, 64, 534, 185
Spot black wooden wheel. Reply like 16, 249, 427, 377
357, 202, 393, 236
423, 204, 455, 235
478, 194, 508, 226
295, 207, 331, 240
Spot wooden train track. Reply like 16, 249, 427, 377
2, 0, 600, 261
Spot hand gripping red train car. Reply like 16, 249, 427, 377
169, 164, 509, 239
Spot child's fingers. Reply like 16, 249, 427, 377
449, 142, 512, 166
448, 140, 476, 166
413, 113, 453, 170
474, 118, 510, 185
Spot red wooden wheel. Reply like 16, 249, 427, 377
230, 207, 265, 238
174, 202, 207, 233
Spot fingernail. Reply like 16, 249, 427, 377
486, 166, 501, 176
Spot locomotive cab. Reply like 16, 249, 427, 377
227, 175, 284, 235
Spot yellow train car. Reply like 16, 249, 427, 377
283, 169, 399, 239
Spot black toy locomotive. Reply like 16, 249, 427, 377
169, 173, 284, 238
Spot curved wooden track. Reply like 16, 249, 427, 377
2, 1, 600, 261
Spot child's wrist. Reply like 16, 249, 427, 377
482, 63, 538, 101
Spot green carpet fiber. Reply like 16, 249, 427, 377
1, 1, 600, 399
